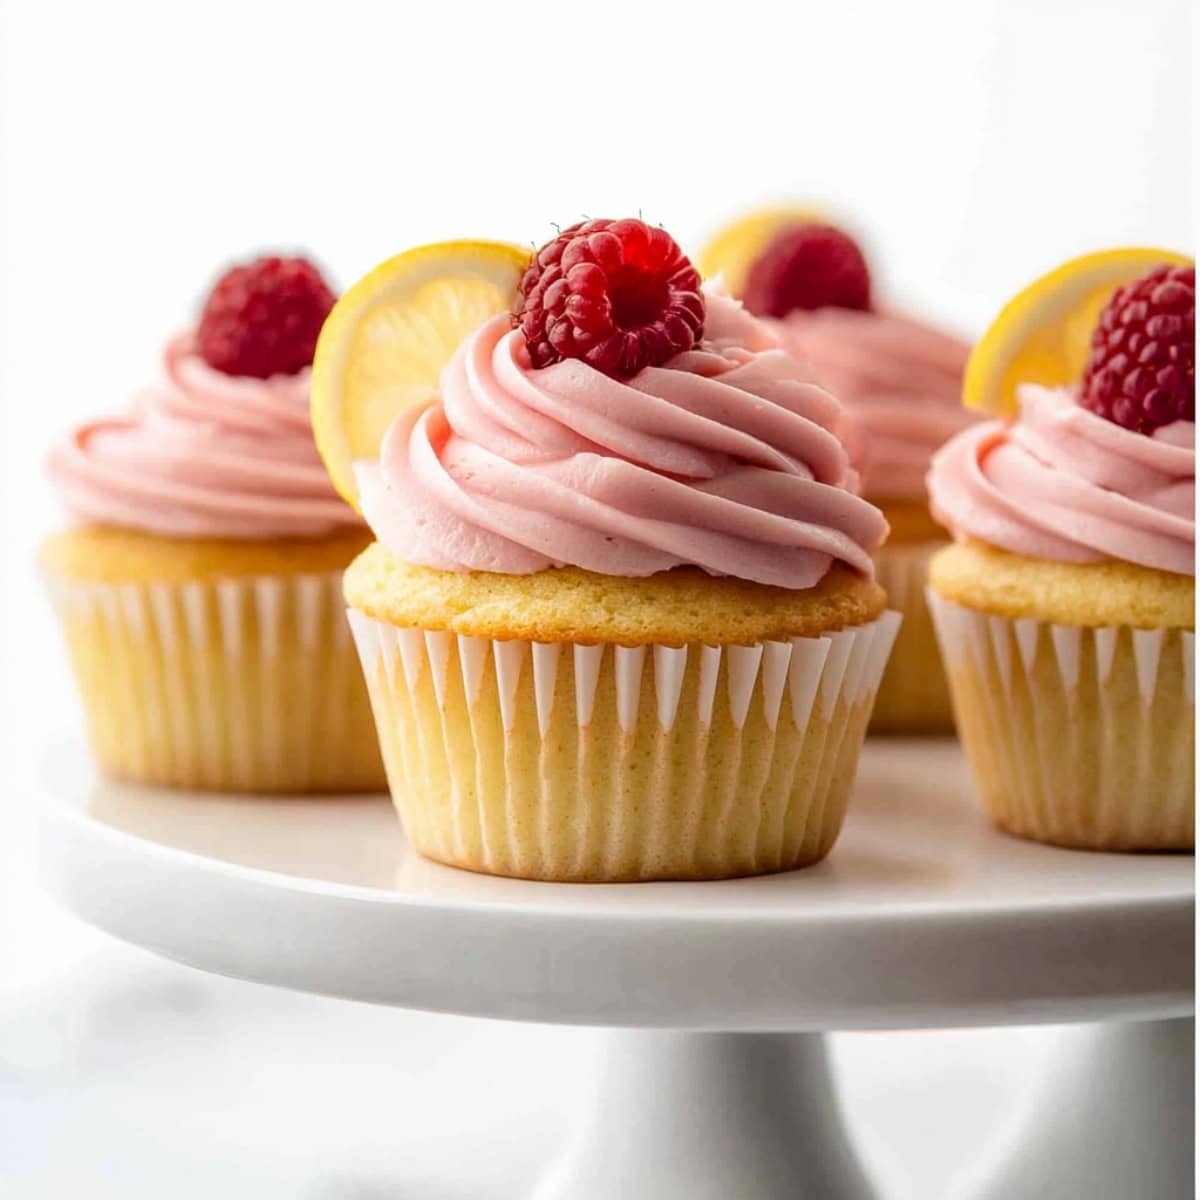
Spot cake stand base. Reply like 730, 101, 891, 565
957, 1017, 1194, 1200
531, 1031, 876, 1200
531, 1020, 1195, 1200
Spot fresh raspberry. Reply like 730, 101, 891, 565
196, 255, 336, 379
515, 219, 705, 379
1079, 264, 1195, 433
742, 224, 872, 319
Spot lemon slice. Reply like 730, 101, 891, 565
695, 204, 824, 297
964, 246, 1193, 418
312, 239, 530, 508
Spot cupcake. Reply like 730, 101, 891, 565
699, 211, 975, 733
312, 222, 900, 882
43, 255, 385, 794
927, 254, 1194, 851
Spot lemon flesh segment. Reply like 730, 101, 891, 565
312, 241, 530, 510
696, 205, 823, 297
341, 275, 518, 462
964, 247, 1194, 419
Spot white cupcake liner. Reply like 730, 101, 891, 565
869, 540, 955, 732
928, 589, 1194, 849
928, 590, 1194, 705
44, 571, 384, 793
347, 612, 903, 736
347, 609, 900, 881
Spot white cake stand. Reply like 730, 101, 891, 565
39, 740, 1193, 1200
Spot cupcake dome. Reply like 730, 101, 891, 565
347, 288, 887, 647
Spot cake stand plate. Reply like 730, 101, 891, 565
39, 740, 1194, 1199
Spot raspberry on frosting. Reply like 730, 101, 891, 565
742, 224, 872, 319
514, 219, 705, 379
1079, 264, 1195, 434
196, 255, 337, 380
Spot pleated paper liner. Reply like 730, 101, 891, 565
928, 590, 1194, 850
44, 571, 386, 794
348, 610, 901, 881
870, 540, 955, 734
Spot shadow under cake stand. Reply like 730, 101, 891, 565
40, 739, 1194, 1200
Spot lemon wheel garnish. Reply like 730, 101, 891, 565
311, 239, 531, 508
695, 204, 825, 296
963, 246, 1194, 418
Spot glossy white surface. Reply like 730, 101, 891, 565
40, 739, 1193, 1030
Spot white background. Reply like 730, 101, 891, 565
0, 0, 1193, 1195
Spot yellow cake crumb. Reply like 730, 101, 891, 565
344, 542, 886, 645
40, 524, 373, 584
929, 539, 1194, 630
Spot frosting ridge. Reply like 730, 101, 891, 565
356, 293, 887, 589
770, 307, 974, 501
47, 334, 358, 539
927, 384, 1194, 576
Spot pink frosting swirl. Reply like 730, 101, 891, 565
928, 384, 1194, 576
769, 308, 975, 502
356, 293, 887, 589
47, 334, 358, 539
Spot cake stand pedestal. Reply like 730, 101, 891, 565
532, 1031, 876, 1200
39, 741, 1193, 1200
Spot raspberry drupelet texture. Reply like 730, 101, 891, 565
515, 219, 705, 379
1079, 264, 1194, 434
742, 223, 872, 319
196, 255, 337, 379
